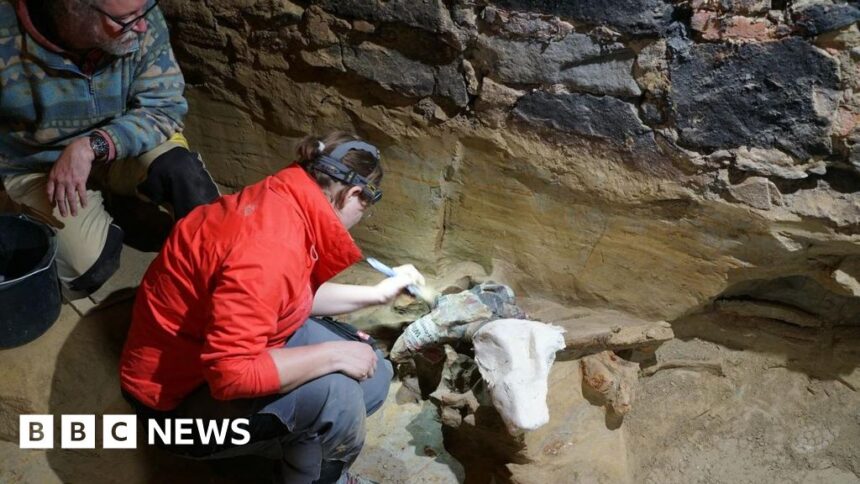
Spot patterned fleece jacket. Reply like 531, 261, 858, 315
0, 0, 187, 174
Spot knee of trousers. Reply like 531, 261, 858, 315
67, 223, 124, 294
142, 148, 217, 194
138, 147, 219, 219
295, 373, 367, 460
149, 147, 203, 179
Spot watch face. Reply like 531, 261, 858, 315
90, 134, 109, 160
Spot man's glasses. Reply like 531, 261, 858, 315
92, 0, 160, 34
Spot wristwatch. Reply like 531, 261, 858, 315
89, 131, 110, 163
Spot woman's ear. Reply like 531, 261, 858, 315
347, 185, 364, 200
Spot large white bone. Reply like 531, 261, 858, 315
472, 319, 566, 433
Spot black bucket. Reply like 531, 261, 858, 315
0, 214, 61, 348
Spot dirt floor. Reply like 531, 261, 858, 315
631, 305, 860, 484
627, 336, 860, 484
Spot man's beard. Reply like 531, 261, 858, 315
100, 31, 139, 56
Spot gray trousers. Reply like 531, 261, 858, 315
124, 318, 393, 484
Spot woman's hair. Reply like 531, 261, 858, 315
296, 131, 383, 209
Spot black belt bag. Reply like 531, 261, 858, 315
312, 316, 378, 350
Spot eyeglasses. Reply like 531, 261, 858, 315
92, 0, 160, 34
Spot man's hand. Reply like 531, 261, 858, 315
47, 137, 95, 217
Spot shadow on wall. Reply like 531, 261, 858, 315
43, 290, 269, 484
672, 275, 860, 385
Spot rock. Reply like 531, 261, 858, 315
833, 257, 860, 297
342, 42, 435, 98
413, 98, 446, 123
708, 150, 735, 166
719, 275, 860, 326
640, 100, 665, 125
563, 58, 643, 97
851, 132, 860, 171
475, 34, 641, 97
580, 350, 640, 415
780, 181, 860, 228
340, 41, 468, 106
513, 91, 655, 148
635, 40, 670, 96
452, 5, 478, 31
450, 6, 479, 49
692, 11, 778, 42
727, 176, 781, 210
315, 0, 457, 38
715, 299, 823, 328
340, 42, 467, 107
793, 3, 860, 36
691, 10, 721, 40
475, 77, 524, 128
733, 146, 825, 179
669, 37, 841, 160
462, 60, 479, 95
481, 6, 573, 41
434, 62, 469, 107
487, 0, 675, 36
351, 19, 375, 33
520, 303, 675, 355
299, 45, 344, 70
721, 0, 772, 15
301, 6, 339, 47
722, 16, 778, 42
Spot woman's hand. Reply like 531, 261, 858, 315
327, 341, 378, 381
373, 264, 426, 304
269, 340, 378, 392
310, 265, 428, 316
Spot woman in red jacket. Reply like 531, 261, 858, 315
120, 132, 423, 484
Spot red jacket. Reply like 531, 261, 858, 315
120, 165, 362, 411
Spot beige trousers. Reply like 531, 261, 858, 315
2, 134, 188, 284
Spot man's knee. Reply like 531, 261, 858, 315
66, 223, 123, 295
137, 147, 219, 218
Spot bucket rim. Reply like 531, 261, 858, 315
0, 214, 58, 288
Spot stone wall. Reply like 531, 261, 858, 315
161, 0, 860, 323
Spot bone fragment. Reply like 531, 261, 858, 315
580, 351, 640, 416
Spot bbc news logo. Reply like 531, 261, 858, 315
19, 415, 250, 449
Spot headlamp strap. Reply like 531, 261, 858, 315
328, 141, 380, 161
313, 141, 379, 189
